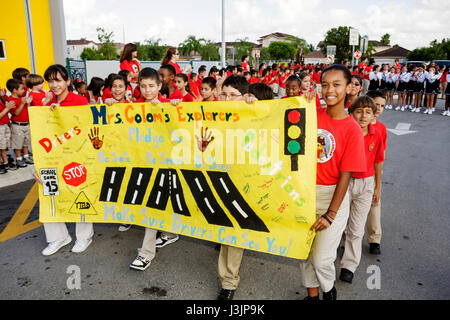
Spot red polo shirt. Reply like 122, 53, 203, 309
316, 106, 366, 185
120, 60, 140, 82
372, 120, 387, 151
0, 100, 11, 125
168, 61, 182, 74
169, 88, 183, 100
49, 91, 88, 106
8, 96, 29, 122
29, 90, 46, 106
134, 93, 170, 103
182, 92, 195, 102
352, 124, 385, 179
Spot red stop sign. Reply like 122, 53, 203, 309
63, 162, 87, 187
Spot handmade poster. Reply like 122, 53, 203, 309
29, 97, 317, 260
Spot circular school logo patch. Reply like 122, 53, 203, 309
317, 129, 336, 163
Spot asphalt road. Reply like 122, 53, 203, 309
0, 99, 449, 301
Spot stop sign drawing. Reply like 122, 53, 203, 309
63, 162, 87, 187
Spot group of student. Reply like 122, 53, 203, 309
1, 44, 391, 300
352, 59, 450, 115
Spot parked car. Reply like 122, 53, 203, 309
432, 60, 450, 70
404, 61, 427, 68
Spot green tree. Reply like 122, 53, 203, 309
80, 47, 103, 60
267, 41, 296, 60
319, 26, 352, 63
96, 27, 117, 60
80, 27, 118, 60
234, 37, 254, 63
381, 33, 391, 45
286, 36, 313, 62
179, 35, 204, 56
136, 39, 169, 61
198, 40, 220, 61
407, 38, 450, 61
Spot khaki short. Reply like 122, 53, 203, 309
0, 124, 11, 150
10, 123, 31, 150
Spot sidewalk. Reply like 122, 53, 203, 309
0, 165, 34, 189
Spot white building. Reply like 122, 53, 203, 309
67, 39, 99, 60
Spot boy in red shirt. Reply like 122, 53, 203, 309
365, 91, 387, 255
301, 64, 366, 301
339, 96, 385, 283
6, 79, 33, 168
26, 74, 53, 106
159, 64, 183, 100
201, 77, 218, 101
12, 67, 30, 97
0, 100, 16, 173
249, 70, 260, 84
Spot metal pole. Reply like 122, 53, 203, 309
351, 45, 355, 67
221, 0, 226, 68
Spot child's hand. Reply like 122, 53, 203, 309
372, 188, 381, 204
0, 88, 6, 97
104, 98, 118, 106
33, 172, 43, 185
5, 101, 15, 110
170, 99, 182, 106
149, 99, 161, 105
49, 103, 59, 111
244, 96, 258, 104
304, 90, 315, 103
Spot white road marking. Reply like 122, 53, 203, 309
232, 200, 248, 219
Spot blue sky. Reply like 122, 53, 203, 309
63, 0, 450, 50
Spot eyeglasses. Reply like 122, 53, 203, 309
219, 93, 242, 100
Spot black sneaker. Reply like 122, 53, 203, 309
323, 286, 337, 301
369, 243, 381, 255
339, 268, 354, 283
24, 156, 34, 164
7, 162, 18, 171
217, 288, 235, 300
16, 159, 27, 168
0, 164, 7, 174
155, 233, 179, 248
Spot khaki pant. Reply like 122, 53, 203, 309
43, 222, 93, 243
366, 197, 382, 244
299, 184, 350, 292
0, 124, 11, 150
341, 177, 375, 272
362, 79, 370, 95
140, 227, 157, 261
10, 123, 31, 149
218, 245, 244, 290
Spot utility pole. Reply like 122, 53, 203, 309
221, 0, 226, 68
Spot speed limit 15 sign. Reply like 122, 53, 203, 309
40, 168, 60, 196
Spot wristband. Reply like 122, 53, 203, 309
321, 213, 333, 225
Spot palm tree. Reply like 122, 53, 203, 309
178, 35, 204, 57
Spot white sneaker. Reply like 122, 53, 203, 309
415, 108, 421, 112
423, 109, 429, 114
432, 108, 435, 112
118, 224, 132, 232
395, 106, 401, 111
429, 109, 433, 114
447, 112, 450, 117
42, 235, 72, 256
408, 105, 413, 110
129, 255, 151, 271
401, 106, 405, 111
388, 105, 393, 109
442, 110, 448, 116
71, 238, 93, 253
155, 233, 179, 248
412, 107, 416, 112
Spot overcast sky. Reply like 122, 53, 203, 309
63, 0, 449, 51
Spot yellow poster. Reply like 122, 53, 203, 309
29, 97, 317, 260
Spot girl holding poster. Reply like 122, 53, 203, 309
300, 64, 366, 300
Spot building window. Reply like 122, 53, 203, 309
0, 40, 6, 60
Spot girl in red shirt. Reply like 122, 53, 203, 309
174, 73, 195, 102
345, 74, 363, 109
120, 43, 141, 83
38, 64, 93, 256
298, 71, 322, 108
300, 64, 366, 301
161, 47, 182, 74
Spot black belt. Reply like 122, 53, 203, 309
12, 121, 29, 126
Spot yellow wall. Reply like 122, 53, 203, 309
0, 0, 55, 89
